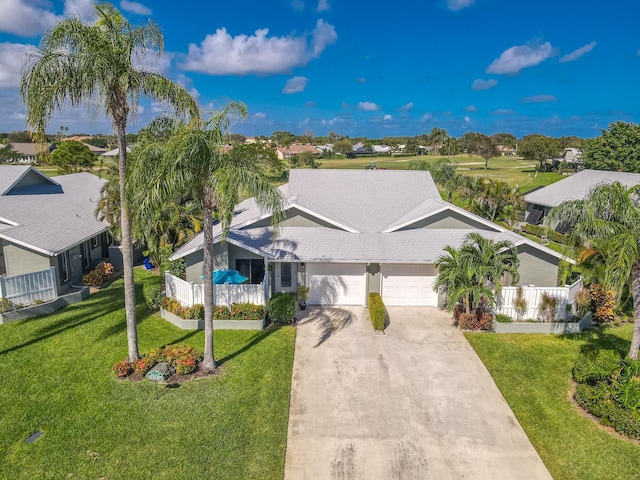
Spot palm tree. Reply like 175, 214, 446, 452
131, 105, 285, 372
470, 178, 525, 225
428, 127, 448, 156
547, 182, 640, 358
434, 233, 520, 313
20, 2, 200, 362
409, 158, 462, 203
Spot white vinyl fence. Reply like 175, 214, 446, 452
495, 278, 583, 321
164, 271, 266, 307
0, 267, 58, 306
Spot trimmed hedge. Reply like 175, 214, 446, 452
142, 280, 163, 311
522, 223, 568, 244
368, 293, 386, 331
573, 351, 640, 439
268, 293, 296, 324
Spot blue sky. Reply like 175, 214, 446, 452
1, 0, 639, 138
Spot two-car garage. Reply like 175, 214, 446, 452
306, 262, 439, 307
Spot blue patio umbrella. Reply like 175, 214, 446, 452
212, 268, 248, 284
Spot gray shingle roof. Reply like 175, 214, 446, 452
0, 168, 109, 255
524, 169, 640, 208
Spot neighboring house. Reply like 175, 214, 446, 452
558, 148, 581, 163
100, 146, 132, 158
524, 169, 640, 227
275, 144, 321, 160
6, 143, 53, 163
497, 144, 517, 156
171, 170, 568, 307
0, 166, 111, 293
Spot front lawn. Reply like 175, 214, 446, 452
466, 326, 640, 480
0, 270, 295, 479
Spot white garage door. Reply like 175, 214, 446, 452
382, 264, 438, 306
307, 263, 366, 305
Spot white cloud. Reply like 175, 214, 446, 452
464, 115, 471, 123
175, 73, 200, 100
383, 114, 392, 120
355, 77, 366, 83
464, 105, 478, 112
559, 41, 596, 63
0, 42, 33, 89
491, 109, 516, 115
304, 101, 317, 107
421, 113, 432, 121
290, 0, 304, 11
447, 0, 474, 11
252, 112, 267, 119
120, 1, 151, 15
399, 102, 414, 111
63, 0, 95, 21
0, 0, 60, 36
471, 78, 497, 91
358, 101, 380, 111
317, 0, 330, 11
486, 41, 555, 75
520, 94, 557, 103
134, 49, 173, 73
321, 117, 343, 126
182, 19, 337, 75
282, 76, 309, 94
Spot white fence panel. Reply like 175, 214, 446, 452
165, 272, 265, 307
0, 267, 58, 306
495, 278, 582, 321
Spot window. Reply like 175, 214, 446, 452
91, 235, 99, 249
235, 259, 265, 284
59, 251, 70, 283
281, 262, 292, 288
81, 242, 91, 269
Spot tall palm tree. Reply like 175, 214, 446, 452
409, 158, 462, 203
547, 182, 640, 358
434, 233, 520, 313
131, 105, 286, 372
20, 2, 200, 362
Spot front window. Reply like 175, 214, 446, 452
59, 251, 70, 283
235, 259, 265, 284
281, 262, 292, 288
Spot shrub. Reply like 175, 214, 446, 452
573, 350, 622, 385
143, 280, 163, 311
511, 286, 528, 321
161, 297, 183, 316
33, 299, 44, 305
175, 356, 198, 375
213, 306, 231, 319
368, 293, 386, 331
134, 356, 157, 375
574, 288, 591, 317
522, 223, 568, 244
230, 303, 265, 320
495, 313, 512, 323
452, 303, 464, 327
591, 284, 615, 323
185, 304, 204, 319
539, 292, 560, 322
83, 262, 114, 287
0, 298, 14, 313
113, 360, 133, 378
458, 312, 494, 331
268, 293, 296, 324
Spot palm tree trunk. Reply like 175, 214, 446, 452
201, 189, 217, 372
116, 124, 139, 362
627, 261, 640, 359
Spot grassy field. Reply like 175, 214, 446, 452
466, 326, 640, 480
319, 154, 563, 192
0, 270, 295, 480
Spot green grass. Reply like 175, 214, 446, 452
0, 269, 295, 479
466, 326, 640, 480
319, 155, 563, 193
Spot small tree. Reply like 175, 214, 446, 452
51, 140, 95, 174
539, 292, 559, 322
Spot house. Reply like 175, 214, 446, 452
171, 170, 568, 307
6, 143, 53, 163
275, 144, 321, 160
558, 148, 581, 163
0, 166, 111, 293
496, 144, 517, 156
524, 169, 640, 227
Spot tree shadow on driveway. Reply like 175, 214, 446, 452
298, 307, 356, 348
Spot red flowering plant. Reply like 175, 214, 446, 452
134, 356, 157, 375
113, 360, 133, 378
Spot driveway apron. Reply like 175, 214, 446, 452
284, 306, 552, 480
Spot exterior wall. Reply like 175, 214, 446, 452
184, 244, 230, 285
228, 243, 263, 270
245, 207, 341, 229
367, 263, 381, 296
398, 210, 497, 231
3, 241, 50, 277
517, 244, 559, 287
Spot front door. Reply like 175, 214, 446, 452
275, 262, 297, 293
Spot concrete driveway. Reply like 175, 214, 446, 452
284, 306, 552, 480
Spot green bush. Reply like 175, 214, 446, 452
0, 298, 14, 313
368, 293, 386, 331
142, 280, 163, 311
573, 350, 622, 385
495, 313, 512, 323
268, 293, 296, 324
185, 304, 204, 319
213, 306, 231, 319
522, 223, 568, 244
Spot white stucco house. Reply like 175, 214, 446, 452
171, 170, 568, 307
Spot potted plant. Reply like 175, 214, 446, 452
297, 285, 309, 310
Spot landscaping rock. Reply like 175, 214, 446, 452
147, 362, 174, 380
